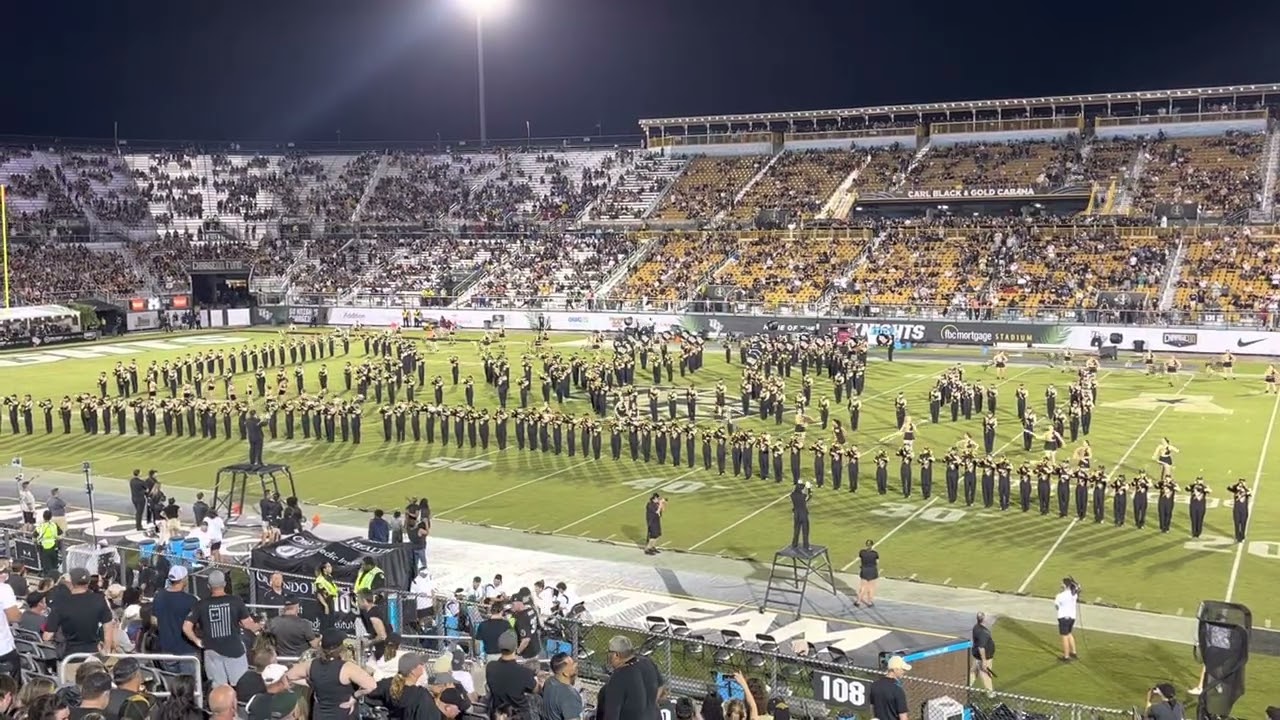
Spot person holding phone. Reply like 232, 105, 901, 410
644, 494, 666, 556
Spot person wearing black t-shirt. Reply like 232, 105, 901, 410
484, 631, 536, 720
358, 591, 390, 659
868, 657, 911, 720
856, 540, 879, 608
512, 593, 541, 660
70, 672, 113, 720
183, 570, 260, 687
43, 567, 116, 661
475, 601, 511, 661
598, 635, 665, 720
371, 653, 438, 720
970, 613, 995, 691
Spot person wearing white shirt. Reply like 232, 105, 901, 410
189, 525, 213, 557
0, 565, 21, 679
554, 582, 578, 616
18, 480, 36, 533
205, 512, 226, 563
410, 567, 434, 629
1054, 577, 1080, 662
535, 580, 557, 618
482, 574, 504, 600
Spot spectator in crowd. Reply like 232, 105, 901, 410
539, 652, 582, 720
869, 656, 911, 720
207, 686, 237, 720
1144, 684, 1185, 720
183, 570, 260, 687
69, 673, 111, 720
19, 591, 47, 635
236, 647, 280, 703
475, 601, 510, 661
371, 653, 435, 720
0, 568, 19, 690
597, 636, 664, 720
110, 658, 157, 720
43, 568, 116, 676
46, 489, 67, 532
152, 566, 199, 673
0, 675, 17, 720
484, 631, 537, 720
149, 674, 205, 720
368, 509, 390, 543
265, 596, 319, 659
14, 676, 57, 719
284, 628, 378, 719
242, 665, 293, 720
4, 564, 29, 600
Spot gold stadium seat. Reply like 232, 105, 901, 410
730, 151, 864, 220
992, 231, 1168, 310
843, 232, 992, 307
656, 156, 768, 221
1132, 134, 1264, 215
611, 233, 735, 301
715, 235, 866, 307
908, 141, 1076, 191
1175, 233, 1280, 312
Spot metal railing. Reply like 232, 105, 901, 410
60, 653, 204, 702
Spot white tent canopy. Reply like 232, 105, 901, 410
0, 304, 77, 323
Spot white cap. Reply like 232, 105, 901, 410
262, 664, 289, 684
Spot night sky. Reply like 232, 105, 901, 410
7, 0, 1280, 144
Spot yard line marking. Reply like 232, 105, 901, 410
326, 449, 500, 503
688, 491, 791, 550
1017, 373, 1196, 594
554, 468, 701, 534
434, 460, 590, 517
292, 446, 390, 473
1225, 390, 1280, 601
840, 496, 940, 572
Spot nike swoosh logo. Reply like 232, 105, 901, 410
1237, 338, 1266, 348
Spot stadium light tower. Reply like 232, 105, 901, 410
461, 0, 509, 146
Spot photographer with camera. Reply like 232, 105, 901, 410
1144, 683, 1185, 720
1054, 577, 1080, 663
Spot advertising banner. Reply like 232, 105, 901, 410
903, 187, 1036, 199
1059, 326, 1280, 356
249, 532, 417, 631
677, 315, 1058, 346
252, 306, 327, 327
0, 331, 94, 351
126, 311, 160, 332
324, 307, 681, 332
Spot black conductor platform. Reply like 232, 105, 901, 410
761, 544, 837, 618
211, 463, 296, 525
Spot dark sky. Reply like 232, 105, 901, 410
7, 0, 1280, 144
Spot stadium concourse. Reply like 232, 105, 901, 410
6, 83, 1280, 720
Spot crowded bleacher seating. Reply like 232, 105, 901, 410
990, 228, 1169, 311
713, 235, 866, 307
589, 153, 687, 220
655, 155, 767, 221
363, 152, 499, 223
467, 231, 637, 307
907, 139, 1079, 192
838, 230, 996, 312
1131, 132, 1264, 216
729, 150, 863, 221
1175, 230, 1280, 314
8, 242, 142, 303
1081, 137, 1142, 182
610, 232, 736, 303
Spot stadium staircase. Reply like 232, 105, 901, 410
815, 232, 880, 314
1157, 236, 1188, 312
119, 241, 164, 295
350, 154, 390, 222
639, 157, 689, 220
590, 235, 663, 298
892, 141, 932, 191
1259, 127, 1280, 216
1109, 143, 1148, 215
814, 153, 873, 220
711, 150, 783, 226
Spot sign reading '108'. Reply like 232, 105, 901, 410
811, 671, 869, 709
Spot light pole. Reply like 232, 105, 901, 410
463, 0, 509, 147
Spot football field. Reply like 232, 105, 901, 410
0, 327, 1277, 626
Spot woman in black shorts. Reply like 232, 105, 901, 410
856, 539, 879, 607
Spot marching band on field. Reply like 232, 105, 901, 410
0, 328, 1256, 541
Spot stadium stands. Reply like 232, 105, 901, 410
713, 234, 866, 307
907, 139, 1079, 192
0, 149, 86, 227
467, 231, 638, 307
1175, 230, 1280, 313
589, 153, 687, 220
1081, 137, 1142, 182
1131, 132, 1264, 216
9, 242, 141, 303
654, 155, 768, 221
610, 232, 736, 303
839, 230, 995, 311
729, 150, 864, 221
990, 228, 1169, 311
362, 152, 498, 223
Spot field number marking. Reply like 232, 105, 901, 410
264, 441, 312, 454
870, 502, 965, 524
415, 457, 493, 472
1185, 535, 1280, 560
622, 477, 705, 494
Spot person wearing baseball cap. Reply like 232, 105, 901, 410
435, 686, 471, 719
284, 629, 378, 719
1144, 683, 1184, 720
183, 570, 262, 687
42, 566, 116, 673
485, 630, 536, 720
869, 656, 911, 720
370, 653, 436, 719
152, 565, 199, 673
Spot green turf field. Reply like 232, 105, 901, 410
0, 327, 1276, 623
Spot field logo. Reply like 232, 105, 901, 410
1101, 393, 1232, 415
1162, 332, 1198, 349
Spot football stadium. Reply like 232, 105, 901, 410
3, 9, 1280, 720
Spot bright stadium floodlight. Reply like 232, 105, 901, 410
460, 0, 512, 146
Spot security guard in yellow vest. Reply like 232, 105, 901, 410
35, 509, 61, 574
354, 557, 385, 595
315, 562, 340, 630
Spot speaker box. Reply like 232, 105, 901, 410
1133, 339, 1146, 352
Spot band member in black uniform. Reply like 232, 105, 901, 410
982, 412, 997, 454
1186, 477, 1209, 538
995, 456, 1012, 511
1227, 478, 1251, 542
918, 447, 934, 499
1155, 476, 1177, 533
962, 452, 978, 506
1017, 461, 1033, 512
644, 493, 665, 555
873, 450, 889, 495
894, 393, 907, 429
771, 442, 784, 482
928, 387, 941, 424
1131, 471, 1151, 529
1015, 384, 1027, 420
848, 397, 861, 431
897, 444, 913, 497
1021, 411, 1036, 452
1045, 384, 1058, 417
790, 481, 812, 551
1062, 465, 1078, 519
1111, 474, 1128, 527
979, 455, 995, 508
944, 449, 960, 503
1091, 470, 1108, 523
